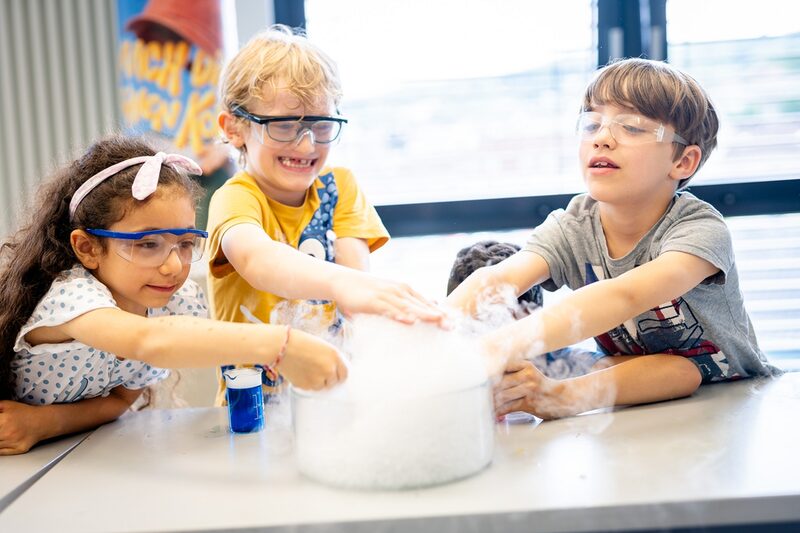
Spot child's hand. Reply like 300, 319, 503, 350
0, 400, 45, 455
478, 330, 516, 380
492, 358, 562, 420
333, 274, 449, 327
279, 330, 349, 391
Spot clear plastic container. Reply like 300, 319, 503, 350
292, 380, 494, 489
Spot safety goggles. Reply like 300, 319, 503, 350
577, 112, 688, 146
85, 228, 208, 267
232, 106, 348, 145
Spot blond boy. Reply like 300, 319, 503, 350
208, 26, 444, 402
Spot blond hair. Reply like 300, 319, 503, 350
220, 24, 342, 116
582, 58, 719, 188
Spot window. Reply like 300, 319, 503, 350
666, 0, 800, 186
305, 0, 596, 205
293, 1, 800, 365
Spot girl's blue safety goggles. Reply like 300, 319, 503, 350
85, 228, 208, 267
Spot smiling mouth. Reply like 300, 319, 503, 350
278, 157, 316, 169
147, 284, 177, 292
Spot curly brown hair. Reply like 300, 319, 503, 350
0, 135, 203, 400
446, 240, 543, 306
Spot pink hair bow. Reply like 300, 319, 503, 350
69, 152, 202, 221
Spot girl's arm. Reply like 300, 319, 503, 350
0, 386, 141, 455
222, 223, 445, 324
35, 311, 347, 391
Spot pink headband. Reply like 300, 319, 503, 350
68, 152, 203, 221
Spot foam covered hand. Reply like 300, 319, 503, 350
493, 358, 564, 420
332, 273, 448, 327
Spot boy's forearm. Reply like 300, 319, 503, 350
487, 278, 639, 360
543, 253, 720, 357
228, 235, 344, 300
222, 226, 344, 300
334, 236, 370, 271
449, 252, 549, 317
553, 355, 702, 417
541, 281, 636, 354
446, 267, 496, 314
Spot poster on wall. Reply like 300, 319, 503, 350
115, 0, 232, 227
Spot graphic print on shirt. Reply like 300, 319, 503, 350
584, 263, 644, 355
298, 171, 338, 262
584, 262, 731, 381
637, 299, 719, 356
294, 171, 343, 333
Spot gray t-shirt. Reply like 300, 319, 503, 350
524, 192, 780, 383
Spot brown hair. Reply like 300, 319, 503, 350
0, 135, 203, 400
582, 58, 719, 188
447, 240, 543, 307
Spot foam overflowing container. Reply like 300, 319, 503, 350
292, 379, 495, 490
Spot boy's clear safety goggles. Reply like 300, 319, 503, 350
85, 228, 208, 267
576, 112, 689, 146
231, 106, 348, 145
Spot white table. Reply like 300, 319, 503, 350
0, 432, 89, 512
2, 374, 800, 532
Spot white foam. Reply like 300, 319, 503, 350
293, 314, 495, 489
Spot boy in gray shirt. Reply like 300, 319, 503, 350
447, 58, 780, 420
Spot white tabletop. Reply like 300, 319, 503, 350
0, 432, 89, 512
2, 374, 800, 532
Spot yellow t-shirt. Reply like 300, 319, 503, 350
206, 167, 389, 403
